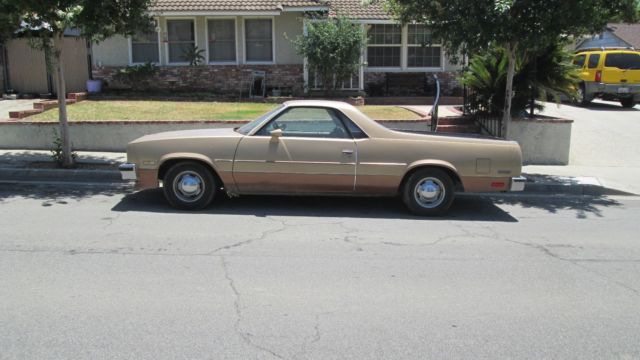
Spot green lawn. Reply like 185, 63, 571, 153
26, 100, 422, 121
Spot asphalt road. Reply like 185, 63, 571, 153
1, 184, 639, 360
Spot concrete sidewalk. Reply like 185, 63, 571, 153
400, 105, 463, 118
0, 149, 633, 196
0, 99, 39, 120
535, 100, 640, 195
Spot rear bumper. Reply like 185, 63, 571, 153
119, 163, 158, 189
510, 176, 526, 192
119, 163, 136, 180
586, 82, 640, 97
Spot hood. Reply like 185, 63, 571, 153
130, 127, 242, 144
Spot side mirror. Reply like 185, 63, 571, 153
270, 128, 283, 139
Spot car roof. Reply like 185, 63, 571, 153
282, 99, 358, 111
575, 49, 639, 55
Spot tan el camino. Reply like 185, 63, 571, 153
119, 100, 525, 215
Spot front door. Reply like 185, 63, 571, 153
233, 107, 357, 194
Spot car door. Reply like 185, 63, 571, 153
232, 106, 357, 194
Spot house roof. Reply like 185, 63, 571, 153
328, 0, 391, 20
607, 23, 640, 49
148, 0, 393, 19
149, 0, 328, 12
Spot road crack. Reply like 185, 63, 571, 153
220, 256, 286, 359
210, 217, 288, 254
292, 312, 334, 360
476, 223, 640, 297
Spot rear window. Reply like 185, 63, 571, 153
573, 54, 586, 67
604, 53, 640, 70
588, 54, 600, 69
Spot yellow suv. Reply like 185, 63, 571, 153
573, 49, 640, 108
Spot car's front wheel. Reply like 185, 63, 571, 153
163, 161, 216, 210
402, 168, 455, 216
620, 98, 636, 108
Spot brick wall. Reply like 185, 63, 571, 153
364, 71, 462, 97
93, 64, 304, 96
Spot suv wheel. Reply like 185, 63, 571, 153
620, 98, 635, 108
577, 84, 591, 106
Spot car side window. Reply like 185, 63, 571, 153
573, 54, 586, 68
604, 53, 640, 70
336, 111, 368, 139
255, 107, 350, 139
587, 54, 600, 69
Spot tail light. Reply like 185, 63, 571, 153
595, 70, 602, 83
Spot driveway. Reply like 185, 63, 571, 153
0, 99, 38, 120
527, 100, 640, 194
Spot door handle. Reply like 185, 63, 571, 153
342, 149, 354, 155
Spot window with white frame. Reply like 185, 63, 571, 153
245, 19, 273, 62
407, 24, 441, 68
167, 19, 195, 63
366, 24, 401, 67
131, 30, 159, 63
208, 19, 236, 63
309, 70, 360, 90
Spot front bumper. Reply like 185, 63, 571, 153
510, 176, 526, 192
119, 163, 136, 180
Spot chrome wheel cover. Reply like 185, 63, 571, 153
173, 171, 205, 203
577, 87, 584, 101
414, 177, 446, 209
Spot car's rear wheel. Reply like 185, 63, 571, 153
620, 98, 636, 108
402, 168, 455, 216
163, 161, 216, 210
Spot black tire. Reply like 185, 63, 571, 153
620, 98, 635, 108
577, 84, 591, 107
402, 168, 455, 216
163, 161, 216, 210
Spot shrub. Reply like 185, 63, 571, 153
294, 16, 364, 95
113, 62, 158, 90
460, 43, 579, 116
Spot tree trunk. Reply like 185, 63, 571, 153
52, 33, 73, 167
502, 42, 517, 138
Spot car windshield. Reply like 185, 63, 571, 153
235, 105, 284, 135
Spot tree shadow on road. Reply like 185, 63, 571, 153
478, 194, 623, 219
0, 183, 131, 204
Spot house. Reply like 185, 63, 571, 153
575, 23, 640, 51
91, 0, 463, 97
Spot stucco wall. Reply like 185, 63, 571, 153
92, 35, 129, 67
92, 13, 304, 67
507, 118, 573, 165
443, 53, 462, 72
274, 13, 303, 64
